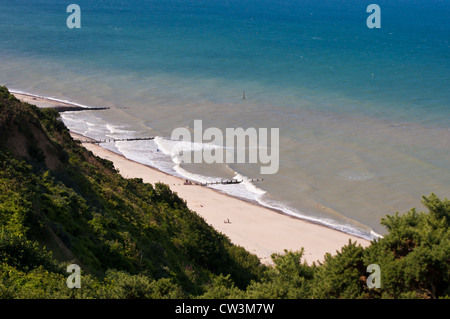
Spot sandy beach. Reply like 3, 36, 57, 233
14, 91, 371, 265
12, 91, 78, 109
76, 136, 371, 265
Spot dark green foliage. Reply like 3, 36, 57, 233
245, 249, 316, 299
198, 274, 245, 299
98, 270, 185, 299
0, 86, 448, 299
363, 194, 450, 299
311, 241, 366, 299
0, 229, 62, 274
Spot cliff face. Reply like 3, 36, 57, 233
0, 86, 262, 298
0, 87, 64, 170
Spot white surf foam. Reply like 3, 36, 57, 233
154, 136, 222, 165
339, 170, 376, 181
254, 197, 382, 241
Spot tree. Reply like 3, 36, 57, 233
364, 194, 450, 298
311, 241, 366, 299
245, 249, 315, 299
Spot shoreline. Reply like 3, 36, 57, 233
11, 90, 109, 111
73, 132, 371, 265
13, 90, 377, 238
71, 132, 353, 232
14, 90, 372, 265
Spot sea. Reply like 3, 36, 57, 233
1, 0, 449, 240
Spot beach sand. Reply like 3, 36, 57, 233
14, 91, 371, 265
13, 92, 77, 109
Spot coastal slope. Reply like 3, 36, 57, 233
14, 90, 371, 265
75, 133, 371, 265
2, 87, 448, 299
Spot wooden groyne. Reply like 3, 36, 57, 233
184, 178, 264, 186
79, 137, 155, 144
53, 106, 110, 112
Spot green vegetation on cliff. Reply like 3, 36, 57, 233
0, 86, 448, 299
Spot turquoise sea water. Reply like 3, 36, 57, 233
1, 0, 449, 239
